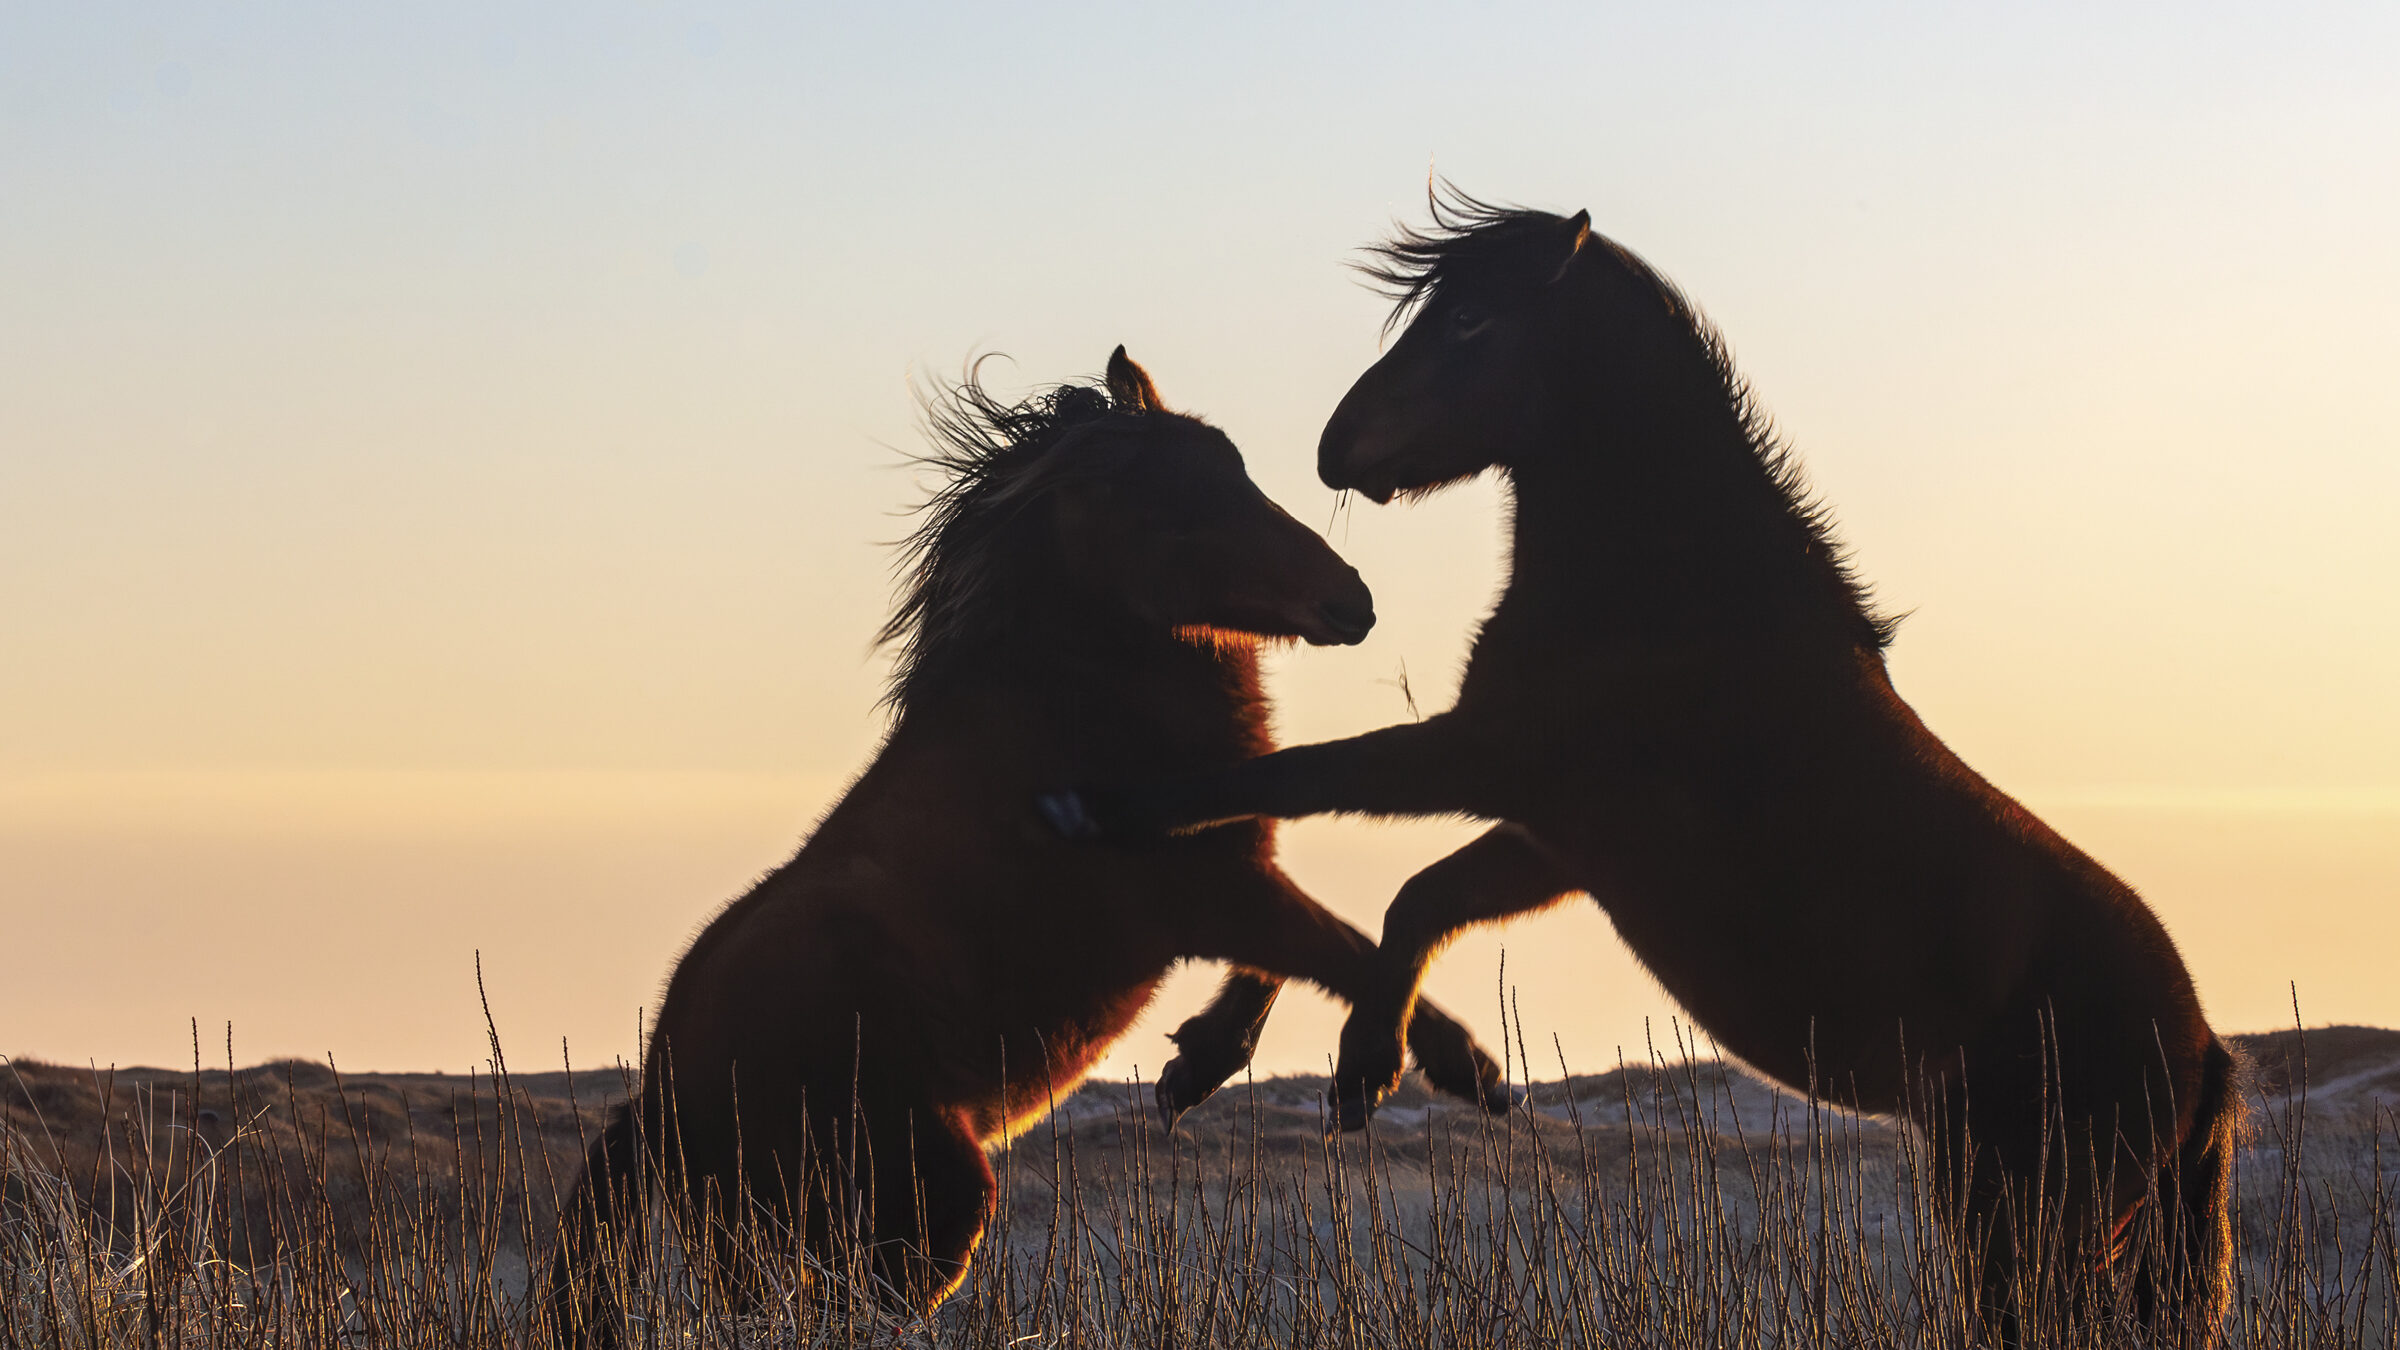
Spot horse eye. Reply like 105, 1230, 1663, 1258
1449, 305, 1489, 336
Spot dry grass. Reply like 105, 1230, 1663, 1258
4, 1024, 2395, 1348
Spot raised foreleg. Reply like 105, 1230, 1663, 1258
1331, 824, 1580, 1129
1153, 968, 1283, 1129
1042, 713, 1520, 838
1169, 865, 1514, 1130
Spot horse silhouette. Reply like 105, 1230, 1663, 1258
1043, 198, 2243, 1336
542, 349, 1512, 1341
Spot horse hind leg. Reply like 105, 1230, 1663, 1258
1924, 1068, 2078, 1350
1934, 1030, 2218, 1347
2129, 1036, 2245, 1337
858, 1103, 995, 1315
541, 1105, 643, 1350
2039, 1028, 2244, 1339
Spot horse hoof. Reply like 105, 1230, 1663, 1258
1152, 1083, 1188, 1133
1036, 791, 1100, 840
1153, 1060, 1221, 1133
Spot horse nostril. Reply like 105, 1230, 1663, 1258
1320, 598, 1376, 642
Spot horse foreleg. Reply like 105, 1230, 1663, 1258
1177, 867, 1512, 1127
1332, 824, 1579, 1129
1154, 969, 1283, 1129
1042, 712, 1519, 838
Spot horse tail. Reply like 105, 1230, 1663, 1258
542, 1103, 643, 1350
2148, 1034, 2246, 1332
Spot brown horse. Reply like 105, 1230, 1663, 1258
1042, 199, 2244, 1333
542, 349, 1513, 1340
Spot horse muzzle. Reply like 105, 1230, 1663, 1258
1319, 392, 1426, 504
1313, 595, 1376, 645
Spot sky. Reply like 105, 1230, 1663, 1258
4, 4, 2396, 1082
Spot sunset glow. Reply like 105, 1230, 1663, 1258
4, 5, 2395, 1080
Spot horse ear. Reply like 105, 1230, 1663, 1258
1105, 345, 1166, 413
1548, 209, 1592, 284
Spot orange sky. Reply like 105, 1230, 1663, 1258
4, 6, 2395, 1079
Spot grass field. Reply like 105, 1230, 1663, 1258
6, 1025, 2395, 1348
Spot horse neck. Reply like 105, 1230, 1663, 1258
900, 599, 1267, 740
1505, 340, 1877, 658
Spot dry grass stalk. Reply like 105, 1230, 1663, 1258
4, 1020, 2394, 1348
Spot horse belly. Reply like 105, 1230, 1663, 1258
1590, 873, 2020, 1112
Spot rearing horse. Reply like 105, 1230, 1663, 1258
544, 350, 1513, 1341
1044, 198, 2244, 1332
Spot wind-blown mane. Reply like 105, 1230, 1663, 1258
1355, 185, 1578, 330
877, 370, 1128, 710
1362, 184, 1899, 651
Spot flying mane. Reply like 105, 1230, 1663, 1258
877, 371, 1134, 710
1360, 185, 1900, 652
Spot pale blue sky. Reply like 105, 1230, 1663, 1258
4, 4, 2396, 1074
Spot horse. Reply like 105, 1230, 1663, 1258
1040, 199, 2244, 1334
541, 348, 1516, 1342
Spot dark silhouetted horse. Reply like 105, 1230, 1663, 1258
543, 349, 1512, 1340
1042, 201, 2243, 1336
